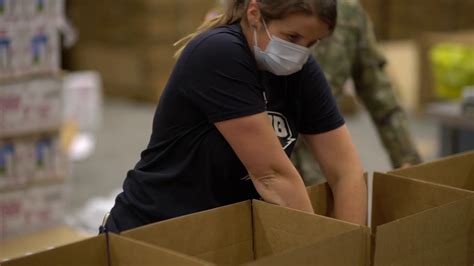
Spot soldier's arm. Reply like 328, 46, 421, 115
351, 5, 421, 168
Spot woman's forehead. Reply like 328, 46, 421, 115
270, 13, 330, 39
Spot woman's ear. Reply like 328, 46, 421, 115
246, 0, 261, 29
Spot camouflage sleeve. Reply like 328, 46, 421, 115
351, 4, 421, 168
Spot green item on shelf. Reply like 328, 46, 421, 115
430, 43, 474, 100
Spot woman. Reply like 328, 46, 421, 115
104, 0, 367, 233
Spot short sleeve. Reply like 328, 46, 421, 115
179, 31, 266, 123
298, 57, 345, 134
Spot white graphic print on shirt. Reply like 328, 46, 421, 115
240, 111, 296, 181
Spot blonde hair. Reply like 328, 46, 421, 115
174, 0, 337, 58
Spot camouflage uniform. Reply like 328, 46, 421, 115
291, 0, 422, 185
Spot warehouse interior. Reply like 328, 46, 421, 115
1, 0, 474, 264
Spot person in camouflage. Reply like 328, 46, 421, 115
292, 0, 421, 184
207, 0, 422, 184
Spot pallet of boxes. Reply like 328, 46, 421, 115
0, 0, 71, 248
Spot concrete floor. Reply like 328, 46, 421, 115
65, 98, 440, 231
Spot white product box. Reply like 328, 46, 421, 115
0, 189, 26, 240
13, 139, 35, 186
34, 136, 62, 180
26, 22, 60, 76
0, 134, 67, 191
0, 78, 62, 137
23, 0, 65, 21
24, 182, 67, 233
0, 23, 17, 80
63, 71, 103, 132
0, 0, 24, 23
0, 141, 15, 189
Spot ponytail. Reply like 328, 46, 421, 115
174, 0, 248, 58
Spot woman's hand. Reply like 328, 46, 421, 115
303, 125, 368, 225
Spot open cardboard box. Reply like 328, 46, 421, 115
389, 151, 474, 193
306, 173, 474, 265
0, 233, 211, 266
122, 200, 370, 266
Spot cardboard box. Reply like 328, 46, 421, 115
389, 150, 474, 193
122, 200, 370, 265
67, 42, 176, 101
0, 225, 90, 262
67, 0, 214, 44
372, 173, 474, 265
361, 0, 474, 40
380, 40, 420, 112
0, 233, 210, 266
306, 174, 474, 265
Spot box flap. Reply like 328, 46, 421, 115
122, 201, 253, 265
251, 200, 364, 259
245, 228, 370, 266
108, 234, 211, 266
1, 234, 107, 266
372, 173, 473, 227
306, 183, 333, 216
374, 196, 474, 265
390, 151, 474, 191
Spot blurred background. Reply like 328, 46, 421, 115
0, 0, 473, 255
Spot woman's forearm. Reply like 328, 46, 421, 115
331, 175, 368, 225
251, 172, 314, 213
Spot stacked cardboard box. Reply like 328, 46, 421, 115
66, 0, 215, 102
0, 0, 69, 241
360, 0, 474, 40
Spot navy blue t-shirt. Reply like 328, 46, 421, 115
108, 22, 344, 232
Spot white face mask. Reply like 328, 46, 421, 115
253, 20, 310, 76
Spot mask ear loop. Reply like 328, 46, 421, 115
253, 25, 259, 47
261, 19, 273, 40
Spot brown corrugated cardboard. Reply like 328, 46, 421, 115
122, 200, 370, 265
243, 229, 369, 266
306, 182, 333, 216
306, 174, 474, 265
0, 226, 90, 262
1, 233, 211, 266
372, 173, 474, 265
67, 42, 176, 102
389, 151, 474, 192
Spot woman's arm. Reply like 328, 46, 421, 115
302, 125, 367, 225
215, 112, 314, 213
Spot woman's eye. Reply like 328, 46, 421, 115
288, 35, 299, 42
